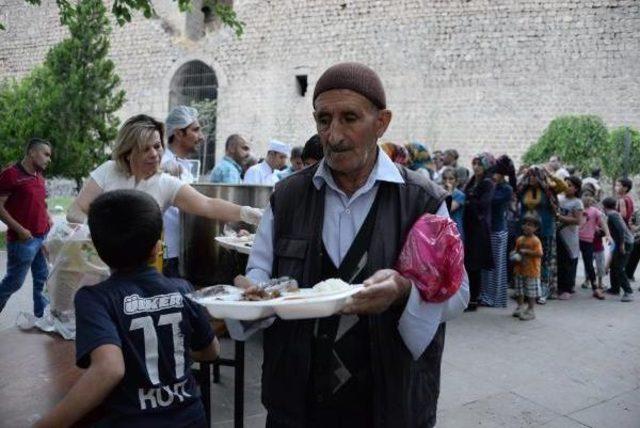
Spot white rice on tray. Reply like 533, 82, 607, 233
312, 278, 352, 293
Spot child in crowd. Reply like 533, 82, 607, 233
592, 210, 610, 293
556, 176, 584, 300
603, 197, 635, 301
36, 189, 219, 428
615, 177, 634, 227
441, 166, 465, 239
512, 214, 543, 321
579, 196, 606, 299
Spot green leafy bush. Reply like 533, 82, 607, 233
523, 115, 609, 174
602, 127, 640, 179
0, 0, 125, 189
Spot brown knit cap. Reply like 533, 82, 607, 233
313, 62, 386, 109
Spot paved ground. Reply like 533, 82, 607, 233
1, 252, 639, 427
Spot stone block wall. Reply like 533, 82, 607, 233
1, 0, 638, 169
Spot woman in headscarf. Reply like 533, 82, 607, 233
405, 142, 434, 180
463, 152, 496, 311
480, 155, 516, 308
517, 166, 568, 301
380, 142, 410, 166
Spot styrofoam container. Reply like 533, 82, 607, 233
214, 236, 253, 255
272, 286, 363, 320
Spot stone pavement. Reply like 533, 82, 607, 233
1, 253, 639, 427
208, 287, 640, 428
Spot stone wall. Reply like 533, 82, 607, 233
1, 0, 639, 168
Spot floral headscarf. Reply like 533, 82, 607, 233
405, 142, 431, 171
517, 166, 560, 213
380, 142, 410, 166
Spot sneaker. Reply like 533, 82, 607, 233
519, 309, 536, 321
581, 282, 589, 289
621, 293, 634, 302
593, 289, 605, 300
536, 297, 547, 305
512, 306, 525, 318
558, 292, 572, 300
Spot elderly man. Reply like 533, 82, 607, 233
243, 139, 290, 185
232, 63, 468, 427
209, 134, 251, 183
161, 105, 204, 277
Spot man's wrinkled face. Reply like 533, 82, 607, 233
313, 89, 391, 175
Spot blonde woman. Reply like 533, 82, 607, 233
67, 114, 261, 225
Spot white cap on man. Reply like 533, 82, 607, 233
267, 139, 291, 156
166, 106, 199, 138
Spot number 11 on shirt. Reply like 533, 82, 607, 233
130, 313, 185, 385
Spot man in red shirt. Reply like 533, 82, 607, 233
0, 138, 53, 317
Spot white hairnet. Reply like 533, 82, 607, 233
165, 106, 199, 138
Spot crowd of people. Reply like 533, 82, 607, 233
372, 143, 638, 320
0, 61, 636, 427
202, 111, 639, 322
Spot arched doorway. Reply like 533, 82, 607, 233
169, 60, 217, 175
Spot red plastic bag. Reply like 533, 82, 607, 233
395, 213, 465, 303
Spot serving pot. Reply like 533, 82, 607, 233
180, 183, 272, 285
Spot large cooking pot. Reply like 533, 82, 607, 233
180, 183, 272, 285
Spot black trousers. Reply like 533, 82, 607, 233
579, 240, 596, 288
557, 238, 578, 294
468, 269, 482, 304
610, 244, 633, 294
625, 241, 640, 280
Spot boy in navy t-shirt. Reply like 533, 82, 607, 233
36, 189, 219, 428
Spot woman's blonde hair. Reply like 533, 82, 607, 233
112, 114, 165, 175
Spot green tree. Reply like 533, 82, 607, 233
19, 0, 244, 36
602, 127, 640, 180
0, 0, 125, 189
523, 115, 609, 174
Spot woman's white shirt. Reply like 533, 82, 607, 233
90, 160, 184, 212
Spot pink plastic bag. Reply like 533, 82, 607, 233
395, 213, 465, 303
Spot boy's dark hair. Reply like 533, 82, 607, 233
602, 196, 617, 210
565, 175, 582, 196
522, 213, 540, 228
26, 138, 51, 154
301, 134, 323, 162
617, 177, 633, 193
290, 146, 303, 159
88, 189, 162, 269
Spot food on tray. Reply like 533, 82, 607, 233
235, 234, 255, 243
312, 278, 352, 294
242, 277, 299, 301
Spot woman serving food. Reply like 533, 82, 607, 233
67, 114, 262, 226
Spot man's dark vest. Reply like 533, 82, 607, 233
264, 163, 449, 428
